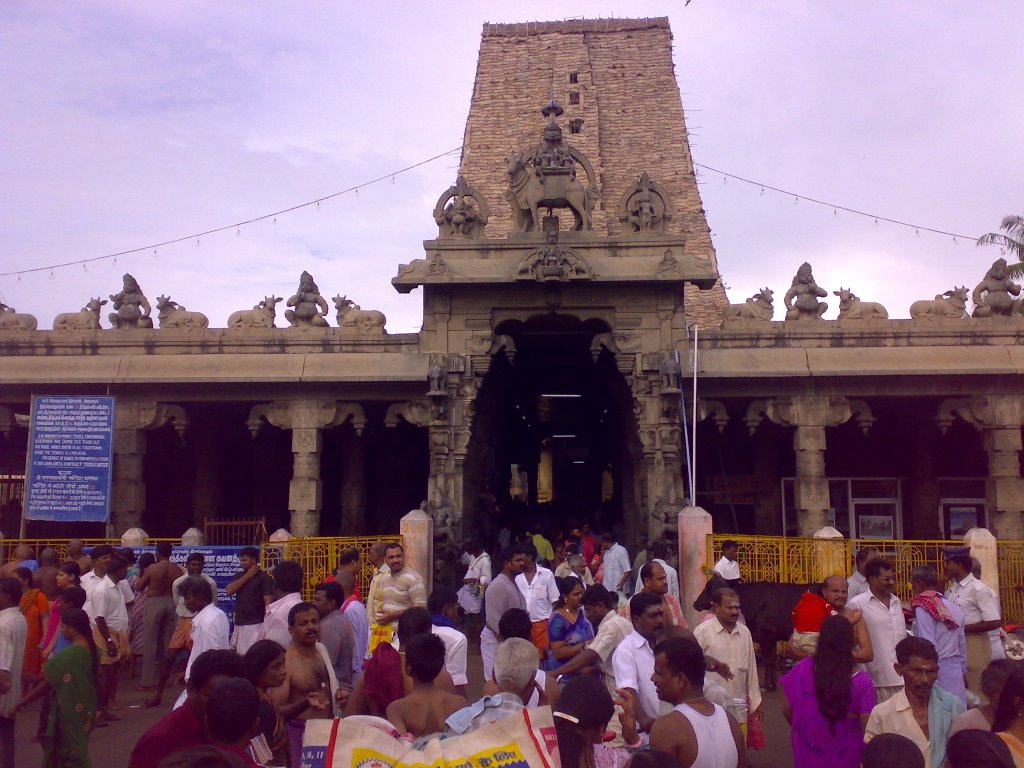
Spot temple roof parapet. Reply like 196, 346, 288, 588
393, 231, 715, 293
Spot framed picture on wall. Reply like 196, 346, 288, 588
943, 502, 986, 537
859, 515, 894, 539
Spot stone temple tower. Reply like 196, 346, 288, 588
459, 17, 729, 326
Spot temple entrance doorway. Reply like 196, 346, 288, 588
463, 314, 640, 550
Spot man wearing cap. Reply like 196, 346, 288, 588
944, 546, 1001, 697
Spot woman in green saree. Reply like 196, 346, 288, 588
17, 607, 98, 768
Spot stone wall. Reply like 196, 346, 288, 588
461, 18, 729, 327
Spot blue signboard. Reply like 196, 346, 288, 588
135, 545, 246, 624
25, 396, 115, 522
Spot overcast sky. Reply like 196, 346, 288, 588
2, 2, 1021, 331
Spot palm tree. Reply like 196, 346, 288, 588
977, 214, 1024, 278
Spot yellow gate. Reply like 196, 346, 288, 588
261, 536, 402, 600
706, 534, 959, 606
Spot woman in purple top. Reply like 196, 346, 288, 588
781, 614, 876, 768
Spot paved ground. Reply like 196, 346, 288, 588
12, 651, 797, 767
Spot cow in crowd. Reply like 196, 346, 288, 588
693, 576, 812, 691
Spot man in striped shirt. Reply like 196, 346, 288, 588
374, 543, 427, 646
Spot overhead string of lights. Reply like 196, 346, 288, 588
4, 149, 983, 281
1, 146, 463, 279
693, 162, 977, 244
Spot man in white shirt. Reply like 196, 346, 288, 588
864, 636, 964, 768
457, 541, 491, 640
692, 585, 762, 734
171, 577, 229, 710
599, 534, 632, 595
88, 554, 131, 724
0, 577, 27, 768
633, 541, 680, 600
80, 544, 114, 598
169, 553, 219, 652
256, 560, 305, 649
613, 591, 669, 731
515, 543, 560, 654
712, 540, 741, 582
971, 558, 1006, 662
428, 588, 469, 695
944, 547, 1001, 697
848, 557, 908, 702
847, 546, 878, 601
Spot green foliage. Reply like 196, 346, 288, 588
977, 214, 1024, 278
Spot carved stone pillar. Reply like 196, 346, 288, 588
937, 396, 1024, 538
746, 396, 875, 535
248, 401, 365, 537
632, 352, 687, 541
111, 403, 188, 534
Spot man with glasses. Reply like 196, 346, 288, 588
848, 557, 908, 702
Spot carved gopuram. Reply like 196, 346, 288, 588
2, 17, 1024, 559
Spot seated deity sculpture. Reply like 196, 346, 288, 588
108, 273, 153, 329
285, 271, 330, 328
784, 262, 828, 321
972, 257, 1022, 317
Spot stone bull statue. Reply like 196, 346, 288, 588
0, 303, 37, 331
332, 295, 386, 335
53, 297, 107, 331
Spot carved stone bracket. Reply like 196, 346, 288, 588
698, 400, 729, 433
385, 400, 432, 429
0, 406, 27, 437
589, 332, 620, 363
116, 402, 189, 441
432, 175, 490, 239
745, 395, 874, 535
937, 395, 1024, 538
247, 400, 366, 437
488, 334, 517, 364
936, 396, 1024, 434
618, 171, 675, 234
744, 396, 875, 436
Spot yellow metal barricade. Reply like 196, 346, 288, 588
261, 536, 402, 600
706, 534, 959, 605
997, 541, 1024, 625
0, 537, 178, 564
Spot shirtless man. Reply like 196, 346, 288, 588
0, 544, 35, 577
271, 602, 340, 761
33, 548, 60, 600
386, 633, 466, 738
135, 542, 182, 690
346, 607, 458, 717
68, 539, 92, 574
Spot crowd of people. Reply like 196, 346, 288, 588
0, 531, 1022, 768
